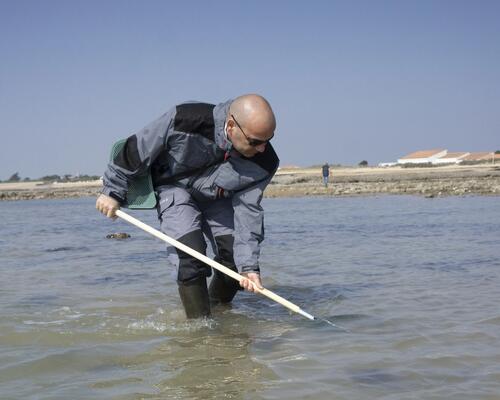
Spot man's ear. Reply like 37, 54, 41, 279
226, 120, 235, 137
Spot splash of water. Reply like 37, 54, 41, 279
318, 317, 351, 332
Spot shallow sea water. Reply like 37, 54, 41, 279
0, 195, 499, 399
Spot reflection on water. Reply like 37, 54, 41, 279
0, 196, 499, 399
152, 314, 275, 400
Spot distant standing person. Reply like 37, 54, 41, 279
322, 163, 330, 187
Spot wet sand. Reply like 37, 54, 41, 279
1, 164, 499, 201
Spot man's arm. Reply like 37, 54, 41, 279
232, 176, 274, 291
98, 108, 175, 216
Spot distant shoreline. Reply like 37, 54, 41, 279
1, 164, 499, 202
267, 163, 500, 198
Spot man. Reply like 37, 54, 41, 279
96, 94, 278, 319
322, 162, 330, 187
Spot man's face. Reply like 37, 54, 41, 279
227, 115, 274, 158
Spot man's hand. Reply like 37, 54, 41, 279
240, 272, 263, 293
96, 194, 120, 219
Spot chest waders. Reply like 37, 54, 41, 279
157, 103, 239, 319
170, 166, 241, 318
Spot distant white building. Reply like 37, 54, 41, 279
379, 149, 498, 167
433, 152, 470, 164
397, 149, 447, 164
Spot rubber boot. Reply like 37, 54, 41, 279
208, 235, 240, 305
209, 270, 241, 305
178, 277, 211, 319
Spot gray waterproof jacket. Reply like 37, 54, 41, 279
102, 100, 279, 273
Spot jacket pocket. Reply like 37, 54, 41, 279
157, 190, 175, 216
189, 165, 228, 201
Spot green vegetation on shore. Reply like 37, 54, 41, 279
2, 173, 101, 183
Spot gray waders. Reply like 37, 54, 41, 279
174, 232, 241, 319
158, 187, 242, 319
175, 230, 212, 319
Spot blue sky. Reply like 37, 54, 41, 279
1, 0, 499, 179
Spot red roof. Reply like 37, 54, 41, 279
438, 152, 468, 159
400, 149, 446, 159
462, 152, 494, 161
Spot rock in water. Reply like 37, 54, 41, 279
106, 233, 131, 239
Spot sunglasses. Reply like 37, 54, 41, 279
231, 114, 274, 147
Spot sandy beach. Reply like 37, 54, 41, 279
1, 164, 499, 201
268, 163, 500, 197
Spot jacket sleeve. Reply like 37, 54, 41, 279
231, 175, 273, 273
102, 109, 175, 202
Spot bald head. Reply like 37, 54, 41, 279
229, 94, 276, 135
